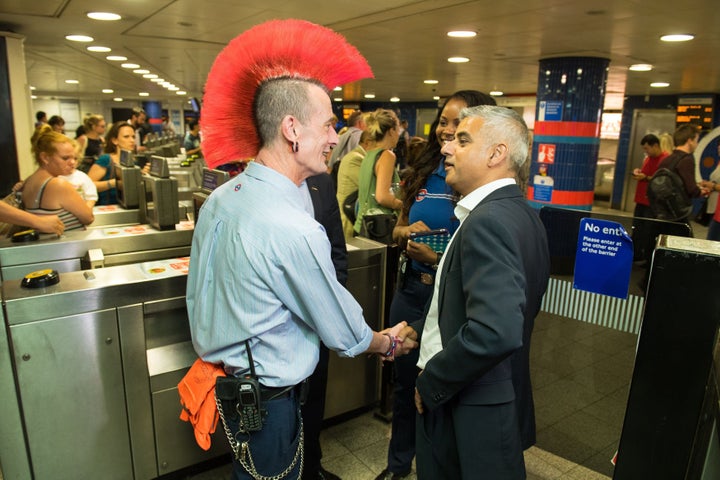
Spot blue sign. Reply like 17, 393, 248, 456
533, 175, 554, 202
539, 100, 563, 121
573, 218, 633, 299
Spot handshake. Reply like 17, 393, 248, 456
375, 321, 419, 362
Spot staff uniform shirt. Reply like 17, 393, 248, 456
186, 162, 372, 387
407, 159, 459, 273
417, 177, 516, 369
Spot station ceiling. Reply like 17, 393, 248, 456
1, 0, 718, 110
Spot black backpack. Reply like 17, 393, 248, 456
647, 153, 692, 221
342, 189, 358, 224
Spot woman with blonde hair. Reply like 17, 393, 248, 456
353, 108, 402, 236
88, 121, 136, 205
21, 125, 94, 231
76, 114, 106, 159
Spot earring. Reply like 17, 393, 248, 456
293, 141, 299, 153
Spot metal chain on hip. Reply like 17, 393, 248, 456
215, 393, 304, 480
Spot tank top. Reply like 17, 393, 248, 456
26, 177, 85, 231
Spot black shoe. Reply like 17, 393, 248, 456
374, 468, 411, 480
317, 466, 341, 480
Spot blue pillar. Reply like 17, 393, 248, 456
529, 57, 609, 211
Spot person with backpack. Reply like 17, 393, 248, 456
648, 124, 707, 223
631, 134, 668, 262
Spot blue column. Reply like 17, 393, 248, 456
529, 57, 609, 211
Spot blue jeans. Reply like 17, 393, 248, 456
386, 273, 433, 473
224, 392, 303, 480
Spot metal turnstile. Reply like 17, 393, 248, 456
0, 238, 387, 478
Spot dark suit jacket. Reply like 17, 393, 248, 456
307, 173, 348, 285
414, 184, 550, 448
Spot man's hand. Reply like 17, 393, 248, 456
378, 322, 419, 361
415, 370, 424, 414
31, 214, 64, 235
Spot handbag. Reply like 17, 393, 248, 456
0, 190, 26, 238
359, 212, 396, 244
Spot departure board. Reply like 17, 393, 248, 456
676, 96, 714, 130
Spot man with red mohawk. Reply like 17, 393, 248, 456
186, 20, 416, 480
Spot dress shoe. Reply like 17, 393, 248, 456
316, 466, 341, 480
374, 468, 411, 480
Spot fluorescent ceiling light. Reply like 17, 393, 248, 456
143, 74, 158, 79
87, 46, 111, 53
102, 89, 114, 93
390, 97, 400, 102
151, 79, 164, 83
629, 64, 653, 71
106, 55, 127, 61
176, 91, 187, 95
29, 86, 36, 90
66, 35, 93, 42
447, 31, 477, 38
433, 96, 440, 100
448, 57, 470, 63
168, 86, 180, 91
333, 86, 342, 91
133, 69, 150, 74
490, 91, 504, 96
424, 79, 439, 84
334, 97, 343, 102
113, 97, 123, 102
121, 63, 140, 69
650, 82, 670, 88
660, 34, 694, 42
87, 12, 122, 21
65, 79, 79, 84
139, 92, 149, 97
364, 94, 375, 99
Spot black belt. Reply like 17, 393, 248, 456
408, 268, 434, 285
259, 384, 295, 402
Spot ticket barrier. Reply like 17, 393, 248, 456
0, 237, 386, 479
0, 225, 193, 282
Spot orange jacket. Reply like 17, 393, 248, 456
178, 358, 226, 450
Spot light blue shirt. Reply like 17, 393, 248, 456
186, 162, 372, 386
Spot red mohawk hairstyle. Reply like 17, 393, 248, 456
201, 19, 373, 168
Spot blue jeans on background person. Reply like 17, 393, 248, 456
385, 273, 433, 475
224, 392, 303, 480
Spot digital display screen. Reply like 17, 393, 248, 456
201, 168, 229, 191
676, 97, 714, 130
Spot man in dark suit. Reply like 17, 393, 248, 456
399, 105, 550, 479
303, 172, 346, 480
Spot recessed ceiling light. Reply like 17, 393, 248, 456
139, 92, 149, 97
121, 63, 140, 69
433, 96, 440, 100
660, 34, 694, 42
390, 97, 400, 102
333, 86, 342, 91
87, 12, 122, 21
424, 79, 439, 84
448, 57, 470, 63
133, 69, 150, 74
364, 94, 375, 99
629, 64, 653, 71
87, 46, 111, 53
176, 91, 187, 95
65, 79, 79, 84
490, 91, 504, 96
106, 55, 127, 61
29, 86, 36, 90
113, 97, 123, 102
447, 31, 477, 38
334, 97, 343, 102
102, 89, 114, 93
31, 95, 37, 99
650, 82, 670, 88
143, 74, 158, 79
65, 34, 94, 42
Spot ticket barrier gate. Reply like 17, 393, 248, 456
0, 225, 193, 282
0, 237, 386, 479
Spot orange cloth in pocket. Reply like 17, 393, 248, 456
178, 358, 226, 450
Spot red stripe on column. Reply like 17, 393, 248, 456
527, 187, 595, 205
534, 121, 599, 137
